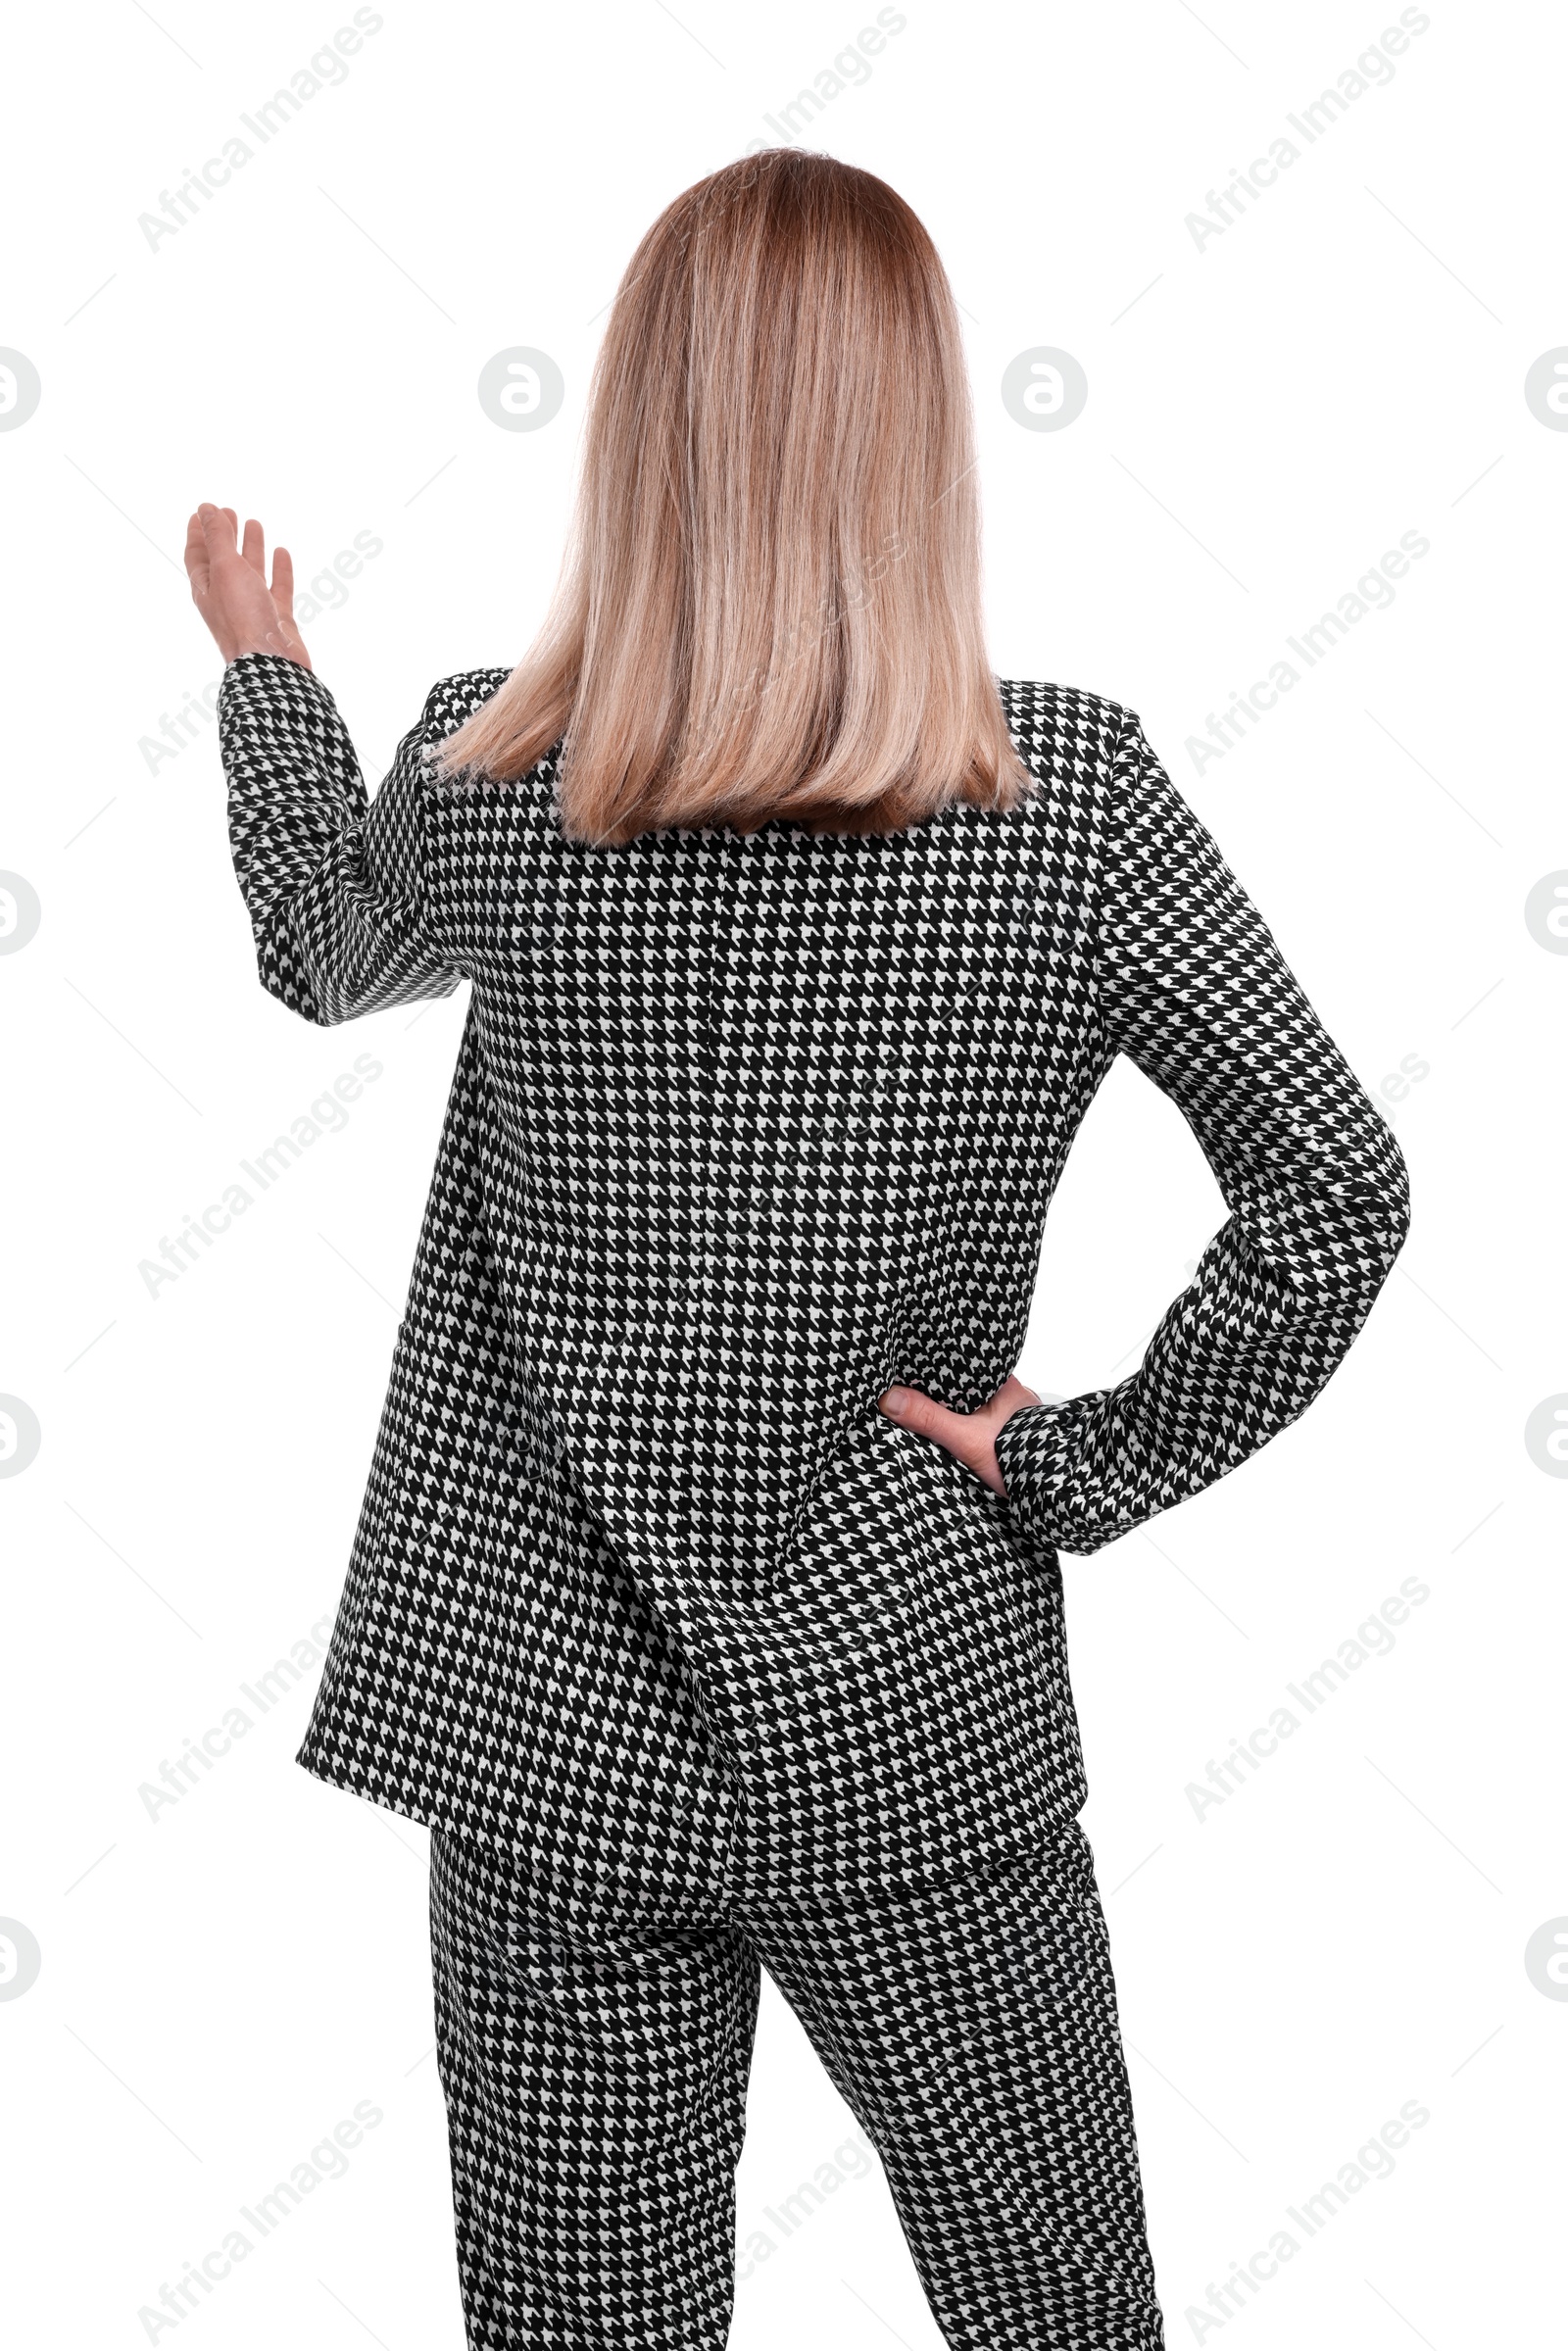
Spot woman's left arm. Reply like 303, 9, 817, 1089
187, 504, 463, 1027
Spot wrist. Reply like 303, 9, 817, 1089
226, 640, 308, 669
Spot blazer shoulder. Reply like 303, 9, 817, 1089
417, 665, 514, 746
995, 677, 1137, 787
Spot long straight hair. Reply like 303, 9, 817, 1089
435, 149, 1030, 844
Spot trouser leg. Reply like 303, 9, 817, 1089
428, 1831, 760, 2350
747, 1822, 1165, 2350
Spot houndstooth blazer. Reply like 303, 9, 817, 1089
219, 652, 1410, 1901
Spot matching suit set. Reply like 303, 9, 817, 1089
218, 652, 1410, 2347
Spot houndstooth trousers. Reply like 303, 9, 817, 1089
428, 1816, 1165, 2350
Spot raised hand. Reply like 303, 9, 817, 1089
183, 503, 313, 669
877, 1372, 1045, 1496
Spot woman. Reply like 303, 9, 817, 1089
185, 150, 1409, 2351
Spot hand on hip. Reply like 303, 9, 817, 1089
877, 1374, 1044, 1496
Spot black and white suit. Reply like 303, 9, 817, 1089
218, 651, 1409, 2348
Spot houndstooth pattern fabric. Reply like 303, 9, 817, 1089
429, 1817, 1165, 2349
219, 652, 1410, 1902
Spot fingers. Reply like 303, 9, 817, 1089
194, 505, 273, 581
878, 1374, 1044, 1499
183, 510, 209, 597
880, 1375, 1038, 1433
877, 1385, 953, 1442
198, 502, 237, 559
881, 1383, 1003, 1493
879, 1384, 988, 1470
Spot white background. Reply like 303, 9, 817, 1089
3, 2, 1564, 2344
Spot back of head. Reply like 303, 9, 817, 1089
437, 149, 1029, 845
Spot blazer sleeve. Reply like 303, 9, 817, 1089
994, 708, 1411, 1557
218, 650, 463, 1027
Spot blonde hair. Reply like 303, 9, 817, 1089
436, 148, 1029, 844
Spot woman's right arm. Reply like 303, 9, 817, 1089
992, 708, 1412, 1556
187, 502, 463, 1030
